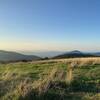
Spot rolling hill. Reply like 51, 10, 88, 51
53, 50, 100, 59
0, 50, 41, 62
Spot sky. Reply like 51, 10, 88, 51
0, 0, 100, 52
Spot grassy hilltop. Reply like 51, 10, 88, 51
0, 58, 100, 100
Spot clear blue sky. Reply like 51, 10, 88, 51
0, 0, 100, 52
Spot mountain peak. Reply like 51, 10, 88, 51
70, 50, 82, 54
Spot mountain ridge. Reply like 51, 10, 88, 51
0, 50, 41, 62
0, 50, 100, 62
53, 50, 100, 59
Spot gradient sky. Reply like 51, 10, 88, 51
0, 0, 100, 52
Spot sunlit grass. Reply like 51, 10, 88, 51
0, 57, 100, 100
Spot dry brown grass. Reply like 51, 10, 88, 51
34, 67, 58, 95
17, 77, 33, 97
62, 57, 100, 68
0, 57, 100, 99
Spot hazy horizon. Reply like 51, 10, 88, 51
1, 49, 100, 58
0, 0, 100, 51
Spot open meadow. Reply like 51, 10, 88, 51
0, 57, 100, 100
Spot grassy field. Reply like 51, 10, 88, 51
0, 58, 100, 100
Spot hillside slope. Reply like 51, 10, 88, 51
53, 50, 99, 59
0, 58, 100, 100
0, 50, 41, 62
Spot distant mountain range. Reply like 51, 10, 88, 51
53, 50, 100, 59
0, 50, 41, 62
0, 50, 100, 62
